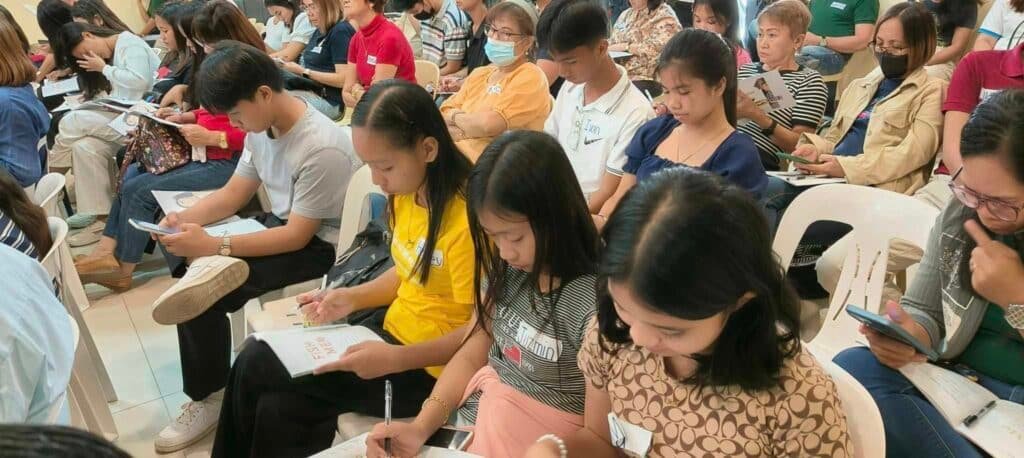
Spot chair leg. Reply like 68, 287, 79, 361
69, 333, 118, 441
59, 242, 118, 402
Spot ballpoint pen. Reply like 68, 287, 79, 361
384, 380, 393, 458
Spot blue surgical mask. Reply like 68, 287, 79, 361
484, 39, 517, 66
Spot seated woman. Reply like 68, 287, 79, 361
150, 2, 196, 101
763, 2, 945, 228
264, 0, 316, 62
72, 21, 246, 291
278, 0, 353, 119
438, 0, 489, 94
0, 170, 52, 260
0, 8, 49, 189
50, 22, 160, 242
70, 0, 131, 32
439, 0, 551, 162
692, 0, 750, 67
341, 0, 417, 108
596, 29, 767, 227
365, 131, 601, 457
835, 89, 1024, 457
737, 0, 827, 171
524, 167, 853, 457
921, 0, 979, 80
608, 0, 681, 80
34, 0, 73, 84
210, 80, 476, 458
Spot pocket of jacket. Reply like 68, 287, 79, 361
880, 109, 911, 131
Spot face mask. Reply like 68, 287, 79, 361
875, 52, 908, 79
485, 39, 517, 66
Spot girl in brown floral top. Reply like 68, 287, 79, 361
608, 0, 682, 80
525, 168, 853, 458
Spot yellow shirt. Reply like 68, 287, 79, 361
440, 63, 552, 162
383, 193, 475, 378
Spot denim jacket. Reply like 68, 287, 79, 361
903, 201, 1024, 358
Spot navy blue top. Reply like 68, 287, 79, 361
623, 115, 768, 198
833, 78, 902, 156
0, 85, 49, 187
301, 21, 356, 106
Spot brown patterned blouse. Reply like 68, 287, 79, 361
609, 3, 683, 80
577, 319, 854, 457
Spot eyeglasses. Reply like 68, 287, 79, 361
870, 41, 910, 56
948, 168, 1024, 222
483, 24, 526, 42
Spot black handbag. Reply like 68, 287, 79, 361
326, 218, 395, 324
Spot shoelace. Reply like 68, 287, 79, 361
175, 402, 203, 427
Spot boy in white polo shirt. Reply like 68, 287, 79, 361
542, 0, 654, 213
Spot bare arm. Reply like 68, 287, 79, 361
272, 41, 307, 62
748, 109, 814, 154
306, 63, 348, 89
371, 64, 398, 84
941, 110, 969, 172
176, 174, 259, 226
595, 173, 637, 229
928, 27, 973, 65
973, 34, 997, 52
449, 110, 507, 139
440, 60, 463, 76
395, 324, 472, 372
588, 172, 622, 214
806, 24, 874, 54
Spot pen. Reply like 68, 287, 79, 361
295, 274, 329, 313
963, 400, 996, 427
643, 89, 654, 105
384, 380, 393, 458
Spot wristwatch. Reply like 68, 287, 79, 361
1006, 304, 1024, 330
218, 236, 232, 256
819, 35, 828, 48
302, 68, 312, 78
761, 119, 778, 136
217, 132, 228, 149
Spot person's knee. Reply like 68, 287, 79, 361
233, 341, 282, 381
815, 246, 844, 293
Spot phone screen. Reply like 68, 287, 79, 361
424, 428, 471, 450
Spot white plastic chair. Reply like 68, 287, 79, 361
415, 59, 441, 95
32, 172, 67, 218
810, 347, 886, 458
772, 184, 939, 359
42, 218, 118, 403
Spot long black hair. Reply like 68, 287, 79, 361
694, 0, 742, 53
467, 130, 601, 333
597, 167, 800, 390
171, 0, 207, 107
264, 0, 301, 30
352, 79, 473, 284
960, 89, 1024, 178
36, 0, 72, 44
656, 28, 738, 127
52, 22, 118, 99
70, 0, 131, 33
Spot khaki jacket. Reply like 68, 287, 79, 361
799, 68, 946, 195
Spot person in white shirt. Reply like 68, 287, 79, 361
265, 0, 317, 62
0, 243, 74, 424
975, 0, 1024, 51
542, 0, 654, 213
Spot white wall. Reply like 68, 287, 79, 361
2, 0, 147, 42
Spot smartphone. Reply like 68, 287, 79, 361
846, 305, 940, 360
38, 39, 49, 45
424, 427, 473, 451
128, 218, 178, 236
774, 152, 817, 165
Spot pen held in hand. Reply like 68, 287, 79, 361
384, 380, 393, 458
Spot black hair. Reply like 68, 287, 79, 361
0, 424, 130, 457
597, 167, 801, 390
153, 1, 185, 70
352, 79, 473, 284
169, 0, 207, 107
467, 130, 601, 334
0, 169, 52, 259
694, 0, 742, 51
70, 0, 131, 33
193, 0, 266, 51
389, 0, 420, 12
645, 0, 664, 11
656, 28, 738, 127
196, 40, 284, 113
52, 22, 118, 99
543, 0, 609, 55
264, 0, 300, 31
36, 0, 72, 43
960, 89, 1024, 181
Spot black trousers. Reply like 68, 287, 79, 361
211, 308, 437, 458
167, 222, 336, 402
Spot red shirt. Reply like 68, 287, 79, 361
193, 108, 245, 161
347, 14, 417, 88
935, 43, 1024, 175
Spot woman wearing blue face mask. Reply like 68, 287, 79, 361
439, 0, 552, 162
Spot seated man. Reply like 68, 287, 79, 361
148, 41, 357, 453
798, 0, 877, 76
391, 0, 470, 76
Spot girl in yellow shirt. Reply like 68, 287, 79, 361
211, 79, 476, 457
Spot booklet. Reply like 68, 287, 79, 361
766, 171, 846, 187
41, 77, 80, 98
739, 70, 795, 113
203, 218, 267, 237
900, 362, 1024, 457
252, 325, 384, 378
310, 432, 482, 458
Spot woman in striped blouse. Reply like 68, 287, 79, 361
0, 170, 52, 260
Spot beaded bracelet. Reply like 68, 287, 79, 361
422, 396, 450, 423
536, 434, 567, 458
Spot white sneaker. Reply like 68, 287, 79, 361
154, 393, 222, 453
151, 256, 249, 325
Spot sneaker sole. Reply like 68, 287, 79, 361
153, 420, 218, 454
151, 259, 249, 325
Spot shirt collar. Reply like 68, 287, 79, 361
577, 65, 632, 114
1002, 43, 1024, 78
363, 13, 385, 35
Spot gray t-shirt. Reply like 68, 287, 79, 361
234, 105, 357, 243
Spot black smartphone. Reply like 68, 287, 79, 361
846, 305, 940, 360
424, 427, 473, 451
774, 152, 816, 164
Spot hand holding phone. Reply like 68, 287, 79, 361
847, 302, 939, 364
774, 152, 817, 165
129, 218, 179, 236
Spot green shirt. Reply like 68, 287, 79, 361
147, 0, 167, 17
808, 0, 879, 38
957, 304, 1024, 386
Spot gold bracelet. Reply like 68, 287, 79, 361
422, 396, 450, 422
218, 132, 228, 149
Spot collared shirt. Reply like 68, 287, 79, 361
807, 0, 878, 38
0, 243, 74, 424
944, 43, 1024, 115
544, 66, 654, 197
979, 0, 1024, 51
349, 14, 417, 88
464, 21, 489, 74
420, 0, 471, 68
0, 85, 49, 187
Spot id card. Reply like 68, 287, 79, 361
608, 413, 652, 458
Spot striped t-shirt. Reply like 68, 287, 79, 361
461, 268, 597, 421
737, 63, 828, 170
0, 209, 38, 259
420, 0, 470, 68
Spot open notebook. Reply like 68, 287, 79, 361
252, 325, 384, 378
900, 362, 1024, 457
310, 433, 481, 458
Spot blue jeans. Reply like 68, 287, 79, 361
103, 157, 239, 264
834, 347, 1024, 458
797, 45, 849, 76
761, 176, 804, 232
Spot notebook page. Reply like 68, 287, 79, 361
900, 362, 997, 423
954, 401, 1024, 458
254, 325, 383, 377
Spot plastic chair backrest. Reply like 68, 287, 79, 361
33, 172, 67, 217
41, 217, 68, 302
336, 165, 384, 255
773, 184, 939, 358
811, 348, 886, 458
415, 59, 441, 95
